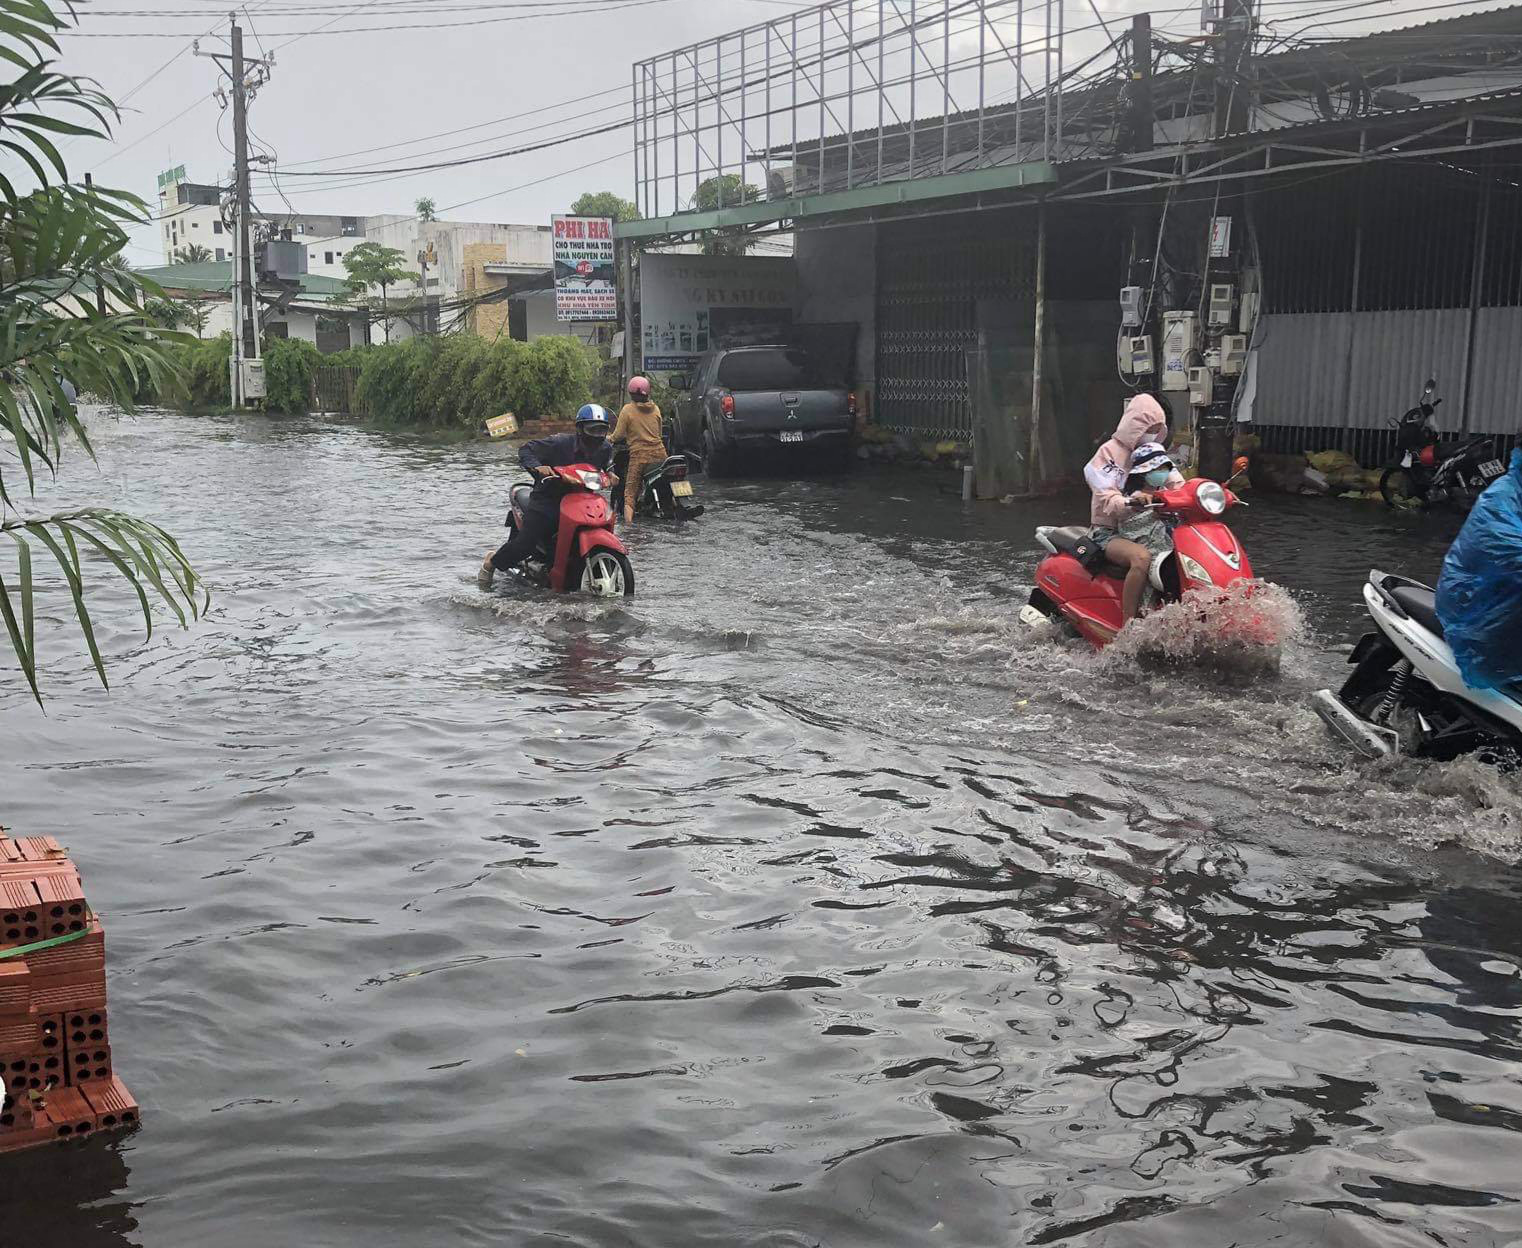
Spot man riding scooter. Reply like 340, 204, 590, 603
479, 404, 618, 588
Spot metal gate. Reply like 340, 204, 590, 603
876, 222, 1036, 440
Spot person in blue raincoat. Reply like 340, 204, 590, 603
1436, 444, 1522, 691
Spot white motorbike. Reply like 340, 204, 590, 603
1313, 570, 1522, 761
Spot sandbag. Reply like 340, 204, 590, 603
1436, 450, 1522, 691
1307, 449, 1360, 474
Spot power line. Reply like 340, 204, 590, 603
62, 0, 697, 35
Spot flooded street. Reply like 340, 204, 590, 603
3, 410, 1520, 1247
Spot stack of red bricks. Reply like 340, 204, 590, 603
0, 833, 139, 1153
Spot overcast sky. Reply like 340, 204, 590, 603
51, 0, 1486, 263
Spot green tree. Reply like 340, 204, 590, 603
691, 175, 760, 255
341, 241, 418, 344
0, 0, 207, 702
172, 243, 212, 264
570, 191, 639, 223
180, 296, 211, 338
414, 196, 436, 222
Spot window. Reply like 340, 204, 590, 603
213, 221, 223, 235
717, 348, 827, 391
296, 224, 304, 235
266, 322, 289, 340
324, 251, 333, 264
309, 252, 316, 261
215, 248, 225, 261
192, 221, 199, 229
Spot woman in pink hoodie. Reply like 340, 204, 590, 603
1083, 394, 1183, 626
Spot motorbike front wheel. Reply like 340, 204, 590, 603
1379, 466, 1427, 508
578, 549, 635, 597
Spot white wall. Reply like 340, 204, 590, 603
159, 202, 231, 263
518, 290, 605, 345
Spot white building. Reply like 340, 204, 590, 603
154, 170, 555, 343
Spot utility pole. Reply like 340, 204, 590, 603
1197, 0, 1253, 482
199, 18, 273, 406
230, 18, 258, 373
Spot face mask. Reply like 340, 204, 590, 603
579, 430, 607, 447
1145, 469, 1171, 488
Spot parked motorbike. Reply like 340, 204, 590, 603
1020, 477, 1268, 651
610, 445, 706, 520
1313, 570, 1522, 762
502, 465, 634, 596
1380, 378, 1507, 510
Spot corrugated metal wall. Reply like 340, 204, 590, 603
1250, 165, 1522, 451
1255, 309, 1474, 428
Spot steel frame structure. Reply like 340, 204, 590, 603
632, 0, 1068, 222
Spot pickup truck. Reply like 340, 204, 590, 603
669, 345, 854, 476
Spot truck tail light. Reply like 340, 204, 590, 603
848, 391, 857, 416
720, 393, 735, 417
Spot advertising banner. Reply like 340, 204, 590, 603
639, 253, 796, 374
552, 215, 617, 322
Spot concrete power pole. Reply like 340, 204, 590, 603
230, 18, 259, 378
1198, 0, 1253, 482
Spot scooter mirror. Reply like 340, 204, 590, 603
1423, 377, 1437, 397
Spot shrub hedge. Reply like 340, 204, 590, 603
353, 335, 598, 429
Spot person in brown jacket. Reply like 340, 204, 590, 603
611, 376, 669, 525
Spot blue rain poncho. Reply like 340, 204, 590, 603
1436, 449, 1522, 691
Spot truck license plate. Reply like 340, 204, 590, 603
671, 480, 694, 497
1479, 458, 1505, 479
779, 431, 804, 444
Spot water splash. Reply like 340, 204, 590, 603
1102, 579, 1308, 681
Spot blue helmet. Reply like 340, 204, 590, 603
575, 403, 610, 431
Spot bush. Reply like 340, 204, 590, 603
263, 336, 323, 414
354, 334, 598, 429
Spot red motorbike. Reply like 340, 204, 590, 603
1022, 477, 1258, 648
504, 465, 634, 596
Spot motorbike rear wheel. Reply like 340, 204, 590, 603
578, 549, 635, 597
1379, 466, 1427, 508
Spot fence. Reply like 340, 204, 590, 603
312, 366, 364, 416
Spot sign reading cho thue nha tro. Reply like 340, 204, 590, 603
552, 215, 616, 322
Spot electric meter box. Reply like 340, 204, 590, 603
1188, 365, 1213, 407
1119, 285, 1144, 329
1161, 311, 1197, 391
1208, 283, 1235, 328
1239, 289, 1260, 337
1221, 334, 1248, 376
240, 359, 266, 400
1118, 334, 1154, 376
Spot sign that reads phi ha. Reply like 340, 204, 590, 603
552, 215, 616, 322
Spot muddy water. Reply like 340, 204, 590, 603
2, 411, 1519, 1247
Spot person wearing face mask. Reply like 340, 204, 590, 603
1085, 395, 1185, 626
479, 404, 619, 588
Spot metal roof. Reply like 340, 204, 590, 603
139, 262, 351, 299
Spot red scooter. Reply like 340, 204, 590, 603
504, 465, 634, 596
1022, 477, 1257, 648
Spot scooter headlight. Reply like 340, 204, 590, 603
1178, 553, 1216, 586
578, 469, 605, 489
1196, 481, 1227, 515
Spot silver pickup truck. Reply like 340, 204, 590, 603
670, 345, 855, 476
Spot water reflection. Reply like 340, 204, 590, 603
0, 412, 1518, 1246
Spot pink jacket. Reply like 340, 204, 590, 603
1084, 395, 1178, 528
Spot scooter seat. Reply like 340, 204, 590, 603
1040, 525, 1110, 572
1391, 584, 1444, 638
510, 484, 534, 513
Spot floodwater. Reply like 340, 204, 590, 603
2, 410, 1519, 1248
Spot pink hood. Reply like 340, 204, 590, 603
1085, 394, 1170, 528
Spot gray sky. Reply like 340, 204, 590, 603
51, 0, 1481, 262
61, 0, 816, 260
